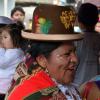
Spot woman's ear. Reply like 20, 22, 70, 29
36, 55, 47, 68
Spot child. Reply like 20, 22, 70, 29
0, 16, 25, 100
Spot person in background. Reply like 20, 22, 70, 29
74, 3, 100, 87
6, 4, 83, 100
0, 16, 25, 100
11, 6, 25, 23
10, 6, 25, 29
11, 6, 30, 53
79, 71, 100, 100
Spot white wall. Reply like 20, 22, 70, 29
7, 0, 15, 17
23, 6, 36, 29
0, 0, 15, 17
0, 0, 4, 16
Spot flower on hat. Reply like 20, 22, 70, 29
35, 15, 52, 34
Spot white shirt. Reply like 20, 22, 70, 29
58, 83, 82, 100
0, 48, 24, 93
52, 78, 82, 100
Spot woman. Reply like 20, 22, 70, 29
6, 4, 83, 100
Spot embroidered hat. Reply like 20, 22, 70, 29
22, 4, 83, 41
0, 16, 15, 25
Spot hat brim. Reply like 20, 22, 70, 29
0, 16, 16, 25
22, 31, 84, 41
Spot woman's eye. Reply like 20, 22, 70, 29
64, 49, 76, 57
4, 36, 7, 39
64, 52, 71, 57
4, 37, 6, 38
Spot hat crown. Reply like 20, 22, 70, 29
32, 4, 76, 35
22, 4, 83, 41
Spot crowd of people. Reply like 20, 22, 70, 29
0, 2, 100, 100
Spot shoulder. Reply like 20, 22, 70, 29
79, 81, 94, 95
80, 81, 100, 100
5, 48, 24, 56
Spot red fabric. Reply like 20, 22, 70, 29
8, 71, 56, 100
82, 82, 93, 98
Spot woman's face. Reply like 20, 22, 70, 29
44, 42, 78, 85
2, 30, 14, 49
11, 10, 25, 22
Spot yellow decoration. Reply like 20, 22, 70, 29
60, 10, 76, 29
38, 18, 46, 24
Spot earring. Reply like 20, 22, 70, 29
33, 61, 38, 66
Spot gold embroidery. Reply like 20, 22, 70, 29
40, 87, 59, 95
60, 10, 76, 29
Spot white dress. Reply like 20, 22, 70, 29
0, 48, 24, 93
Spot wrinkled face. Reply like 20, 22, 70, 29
2, 30, 14, 49
41, 42, 78, 85
11, 10, 25, 22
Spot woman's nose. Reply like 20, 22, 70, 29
70, 52, 78, 66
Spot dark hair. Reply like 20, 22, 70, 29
0, 23, 25, 48
17, 21, 25, 30
78, 3, 98, 26
11, 6, 25, 17
28, 42, 63, 59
